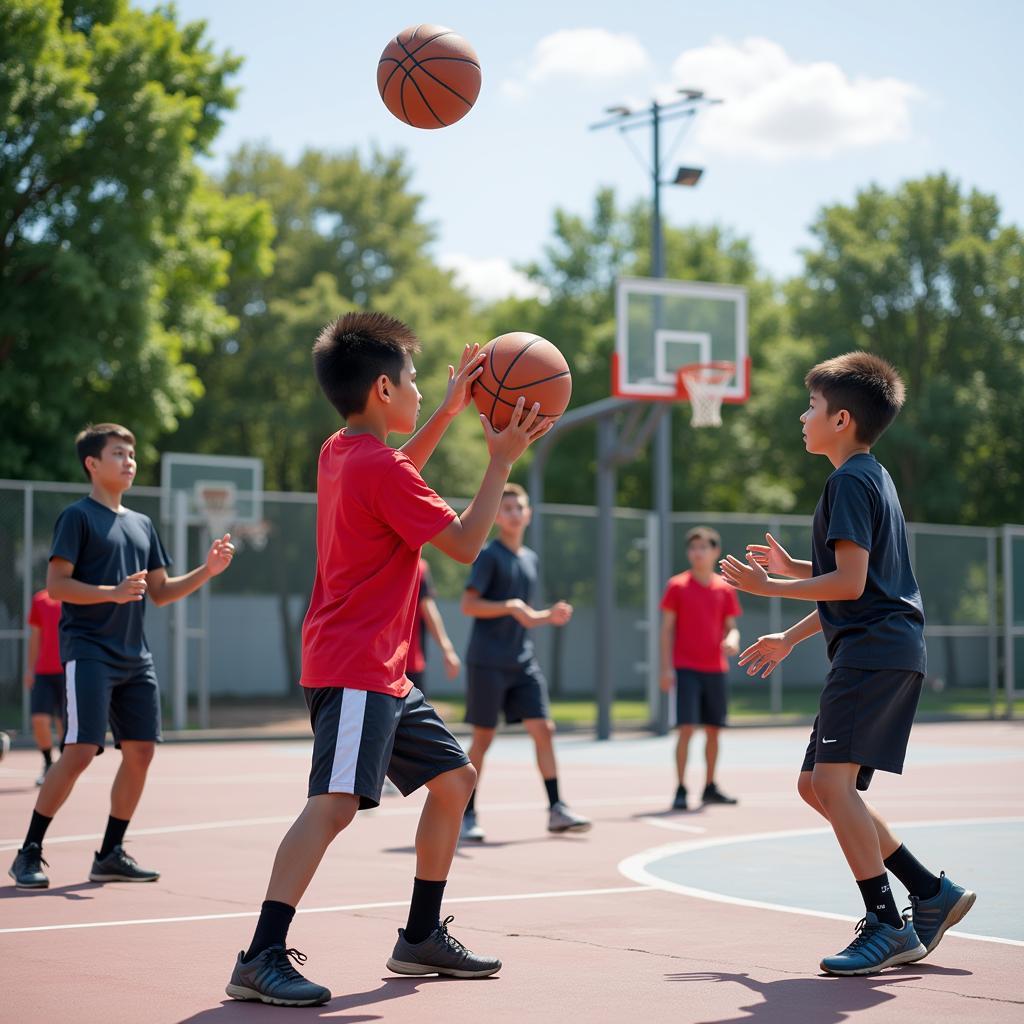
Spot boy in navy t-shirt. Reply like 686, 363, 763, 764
722, 352, 975, 976
8, 424, 234, 890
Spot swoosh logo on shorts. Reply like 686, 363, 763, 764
822, 738, 838, 743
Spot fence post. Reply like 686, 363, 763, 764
988, 531, 998, 719
1004, 526, 1015, 720
21, 484, 33, 737
173, 490, 189, 731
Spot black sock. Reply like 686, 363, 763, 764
675, 783, 687, 795
543, 777, 561, 808
99, 816, 130, 859
404, 878, 446, 944
244, 900, 296, 962
465, 789, 476, 814
41, 748, 53, 767
856, 872, 902, 928
884, 844, 941, 900
24, 810, 53, 850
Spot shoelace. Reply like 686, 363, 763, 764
844, 917, 882, 951
438, 916, 468, 955
272, 948, 309, 980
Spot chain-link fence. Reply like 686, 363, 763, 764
0, 479, 1017, 735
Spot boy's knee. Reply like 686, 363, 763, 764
431, 763, 476, 803
60, 744, 98, 773
678, 725, 696, 740
796, 771, 816, 805
810, 768, 851, 804
471, 728, 495, 751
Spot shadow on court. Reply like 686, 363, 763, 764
666, 967, 973, 1023
176, 975, 491, 1023
0, 881, 98, 902
382, 835, 585, 856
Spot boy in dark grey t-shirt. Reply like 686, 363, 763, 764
722, 353, 974, 977
8, 424, 235, 891
459, 484, 590, 842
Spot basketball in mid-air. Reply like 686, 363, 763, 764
473, 333, 572, 431
377, 25, 481, 129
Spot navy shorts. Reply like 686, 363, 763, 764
30, 672, 65, 718
64, 659, 162, 754
305, 685, 469, 810
465, 660, 550, 729
801, 667, 923, 791
675, 669, 729, 727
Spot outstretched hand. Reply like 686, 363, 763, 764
719, 553, 773, 596
440, 343, 486, 417
206, 534, 235, 576
737, 633, 793, 678
746, 532, 795, 577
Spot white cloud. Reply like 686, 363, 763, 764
502, 28, 650, 99
670, 37, 922, 160
440, 254, 549, 304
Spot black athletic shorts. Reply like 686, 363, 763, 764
30, 672, 65, 718
675, 669, 728, 727
304, 685, 469, 810
801, 666, 923, 791
64, 658, 161, 754
464, 660, 550, 729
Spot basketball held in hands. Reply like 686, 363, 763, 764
472, 333, 572, 431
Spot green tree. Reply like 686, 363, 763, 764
794, 173, 1024, 523
0, 0, 273, 480
167, 145, 489, 496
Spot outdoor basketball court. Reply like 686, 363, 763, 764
3, 720, 1022, 1023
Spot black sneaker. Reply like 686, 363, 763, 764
387, 915, 502, 978
672, 786, 688, 811
9, 842, 49, 889
89, 844, 160, 883
226, 946, 331, 1007
702, 782, 738, 805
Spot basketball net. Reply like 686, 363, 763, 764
194, 482, 236, 539
677, 362, 735, 428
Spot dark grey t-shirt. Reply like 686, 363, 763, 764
465, 539, 538, 668
811, 454, 926, 674
50, 496, 171, 666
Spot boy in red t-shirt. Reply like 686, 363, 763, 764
225, 312, 550, 1007
660, 526, 742, 811
24, 589, 65, 785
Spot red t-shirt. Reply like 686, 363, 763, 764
300, 431, 457, 696
28, 589, 63, 674
661, 571, 742, 673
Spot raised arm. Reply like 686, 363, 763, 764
146, 535, 235, 607
721, 541, 868, 603
745, 532, 813, 580
430, 399, 551, 564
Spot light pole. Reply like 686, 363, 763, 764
592, 90, 720, 732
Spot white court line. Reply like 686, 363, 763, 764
0, 885, 652, 935
0, 794, 675, 851
638, 817, 707, 834
618, 816, 1024, 949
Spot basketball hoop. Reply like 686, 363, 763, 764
677, 362, 736, 428
234, 520, 270, 552
193, 481, 237, 539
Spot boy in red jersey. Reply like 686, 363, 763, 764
660, 527, 742, 811
226, 313, 550, 1007
25, 588, 65, 784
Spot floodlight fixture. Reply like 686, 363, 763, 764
605, 105, 632, 116
672, 166, 704, 187
677, 88, 705, 100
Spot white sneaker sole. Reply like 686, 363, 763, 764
8, 867, 48, 889
225, 983, 330, 1006
386, 957, 501, 979
820, 942, 928, 976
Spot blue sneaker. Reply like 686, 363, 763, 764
820, 913, 926, 976
908, 872, 976, 957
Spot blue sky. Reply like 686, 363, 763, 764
153, 1, 1023, 300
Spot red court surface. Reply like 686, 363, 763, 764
3, 720, 1023, 1023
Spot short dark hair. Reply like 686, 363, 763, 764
75, 424, 135, 480
502, 483, 529, 503
312, 312, 420, 418
686, 526, 720, 549
804, 351, 906, 445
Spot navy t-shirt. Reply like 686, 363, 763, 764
811, 454, 926, 674
50, 496, 171, 666
465, 539, 538, 668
